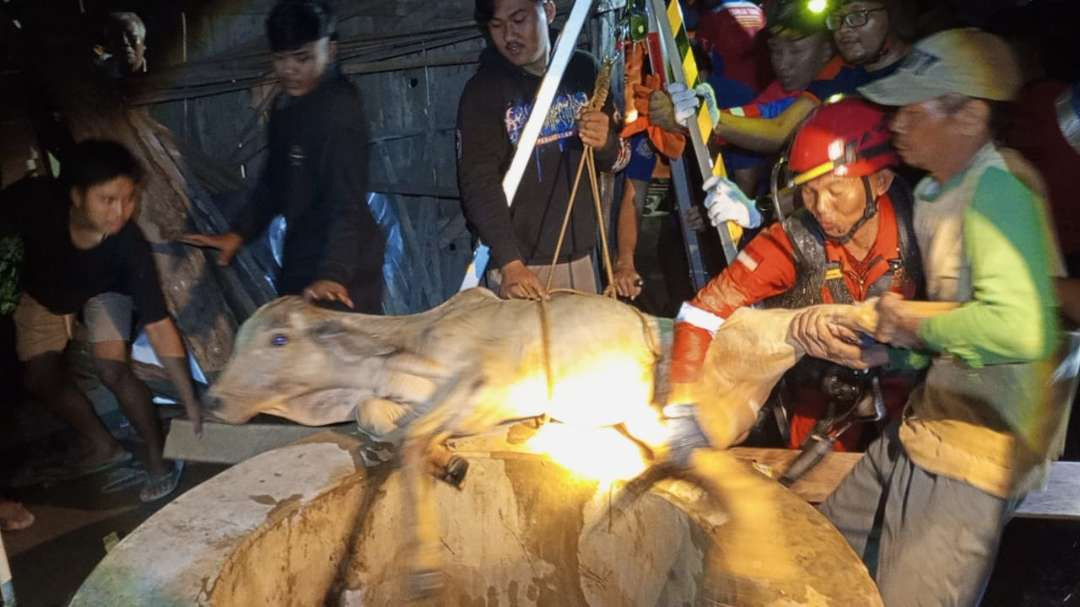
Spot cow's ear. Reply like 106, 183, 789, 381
309, 319, 348, 341
308, 320, 396, 360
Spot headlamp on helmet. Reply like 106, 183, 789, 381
788, 97, 897, 187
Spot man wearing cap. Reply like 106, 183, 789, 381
806, 29, 1067, 605
182, 0, 385, 313
666, 98, 922, 452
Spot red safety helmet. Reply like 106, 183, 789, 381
788, 97, 898, 187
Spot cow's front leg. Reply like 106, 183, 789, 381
400, 431, 444, 600
399, 368, 487, 599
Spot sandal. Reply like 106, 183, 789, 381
101, 465, 149, 494
139, 461, 185, 503
72, 448, 134, 476
0, 500, 35, 531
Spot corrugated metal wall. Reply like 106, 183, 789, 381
142, 0, 621, 313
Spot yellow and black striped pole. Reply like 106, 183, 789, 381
649, 0, 742, 265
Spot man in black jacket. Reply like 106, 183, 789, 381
183, 0, 384, 313
459, 0, 629, 300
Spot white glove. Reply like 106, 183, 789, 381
662, 404, 710, 467
694, 83, 720, 127
703, 175, 763, 229
666, 82, 700, 128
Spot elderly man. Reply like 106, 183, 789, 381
95, 11, 148, 78
805, 29, 1067, 606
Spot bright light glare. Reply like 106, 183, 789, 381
528, 424, 649, 485
502, 351, 663, 484
544, 356, 654, 427
807, 0, 827, 14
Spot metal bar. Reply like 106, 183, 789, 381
668, 157, 710, 290
643, 1, 707, 290
459, 0, 596, 290
648, 0, 739, 266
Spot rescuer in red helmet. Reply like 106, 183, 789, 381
668, 97, 923, 451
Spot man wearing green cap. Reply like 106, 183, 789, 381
807, 28, 1070, 605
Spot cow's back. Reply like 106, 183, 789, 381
410, 289, 666, 427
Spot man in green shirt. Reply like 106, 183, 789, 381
799, 29, 1069, 606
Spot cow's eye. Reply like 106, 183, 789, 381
271, 334, 289, 347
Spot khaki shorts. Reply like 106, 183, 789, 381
13, 292, 132, 361
485, 255, 598, 295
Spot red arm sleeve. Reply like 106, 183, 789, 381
669, 224, 797, 384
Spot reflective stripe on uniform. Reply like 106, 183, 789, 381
675, 302, 725, 335
736, 249, 759, 272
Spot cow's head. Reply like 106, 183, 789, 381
205, 296, 402, 425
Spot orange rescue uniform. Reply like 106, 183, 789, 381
671, 193, 918, 451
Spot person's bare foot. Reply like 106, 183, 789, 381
0, 500, 35, 531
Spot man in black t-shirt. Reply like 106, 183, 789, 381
1, 140, 201, 502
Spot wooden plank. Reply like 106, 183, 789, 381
728, 447, 861, 504
728, 447, 1080, 520
1018, 461, 1080, 520
164, 418, 353, 464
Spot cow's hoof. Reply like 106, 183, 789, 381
441, 456, 469, 488
359, 446, 393, 467
406, 568, 444, 600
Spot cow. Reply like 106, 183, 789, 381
205, 287, 886, 596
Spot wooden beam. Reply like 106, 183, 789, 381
728, 447, 1080, 521
127, 0, 618, 106
728, 448, 860, 503
128, 29, 481, 105
341, 49, 479, 77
